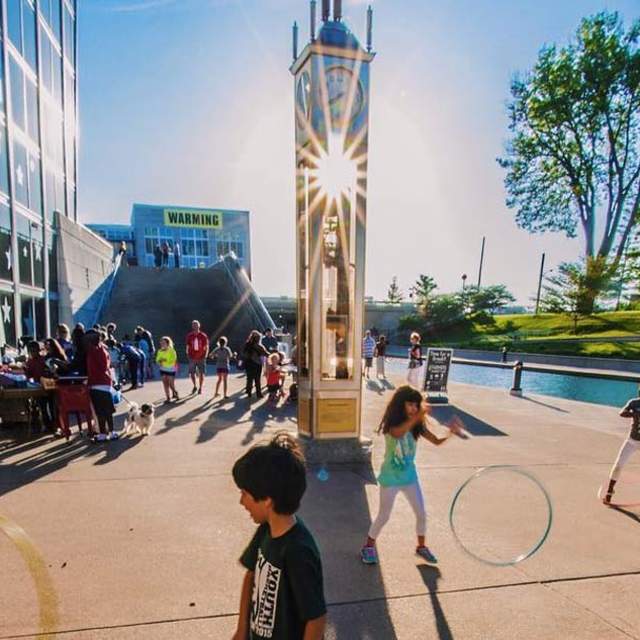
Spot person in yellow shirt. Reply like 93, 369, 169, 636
156, 336, 179, 403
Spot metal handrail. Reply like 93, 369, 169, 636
92, 253, 122, 327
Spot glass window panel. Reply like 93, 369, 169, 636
0, 125, 10, 196
35, 297, 46, 337
49, 297, 58, 332
66, 181, 74, 220
0, 203, 12, 282
7, 0, 22, 51
28, 152, 42, 214
26, 78, 38, 142
47, 231, 57, 291
13, 140, 28, 206
40, 26, 52, 93
54, 172, 65, 216
52, 0, 62, 43
16, 214, 32, 286
63, 5, 74, 64
52, 50, 62, 106
45, 168, 55, 222
23, 1, 37, 70
9, 57, 25, 131
20, 295, 34, 336
0, 292, 17, 346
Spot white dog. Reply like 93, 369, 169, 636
122, 402, 155, 436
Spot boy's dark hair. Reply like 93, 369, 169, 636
232, 432, 306, 515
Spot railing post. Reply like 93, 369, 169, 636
510, 360, 523, 396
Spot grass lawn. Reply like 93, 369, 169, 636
428, 311, 640, 359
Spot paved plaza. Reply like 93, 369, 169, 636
1, 370, 640, 639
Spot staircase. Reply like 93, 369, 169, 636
100, 260, 274, 360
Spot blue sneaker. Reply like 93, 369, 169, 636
360, 546, 378, 564
416, 546, 438, 564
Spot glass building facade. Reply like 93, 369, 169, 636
89, 204, 252, 275
0, 0, 77, 346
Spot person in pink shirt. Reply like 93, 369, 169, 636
186, 320, 209, 395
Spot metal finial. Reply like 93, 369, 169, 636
366, 5, 373, 52
310, 0, 317, 41
321, 0, 330, 22
293, 21, 299, 60
333, 0, 342, 21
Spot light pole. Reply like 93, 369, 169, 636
461, 273, 467, 290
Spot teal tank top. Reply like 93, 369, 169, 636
378, 432, 418, 487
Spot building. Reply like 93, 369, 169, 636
88, 203, 252, 275
0, 0, 116, 347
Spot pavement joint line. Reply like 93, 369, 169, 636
4, 569, 640, 639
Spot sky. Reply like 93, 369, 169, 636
77, 0, 639, 305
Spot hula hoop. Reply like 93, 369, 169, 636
597, 484, 640, 509
449, 465, 553, 567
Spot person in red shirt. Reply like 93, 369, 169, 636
186, 320, 209, 395
24, 341, 48, 382
85, 331, 116, 437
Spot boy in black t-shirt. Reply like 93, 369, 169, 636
603, 392, 640, 505
232, 432, 326, 640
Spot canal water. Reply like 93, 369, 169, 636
385, 357, 637, 408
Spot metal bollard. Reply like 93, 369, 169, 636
510, 360, 523, 396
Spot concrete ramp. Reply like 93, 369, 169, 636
100, 256, 274, 359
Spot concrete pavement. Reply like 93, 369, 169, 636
1, 370, 639, 639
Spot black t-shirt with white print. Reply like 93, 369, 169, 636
622, 398, 640, 441
240, 518, 326, 640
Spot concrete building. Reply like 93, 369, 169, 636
88, 203, 252, 275
0, 0, 115, 347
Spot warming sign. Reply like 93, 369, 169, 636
163, 208, 223, 229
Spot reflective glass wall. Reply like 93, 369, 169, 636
0, 0, 77, 344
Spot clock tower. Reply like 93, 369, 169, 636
290, 1, 375, 459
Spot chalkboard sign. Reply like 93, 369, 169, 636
423, 348, 453, 393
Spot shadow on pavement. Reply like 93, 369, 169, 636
0, 416, 142, 497
302, 463, 398, 639
417, 564, 453, 640
521, 396, 569, 413
429, 405, 507, 437
611, 505, 640, 524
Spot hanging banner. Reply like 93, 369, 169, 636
423, 348, 453, 394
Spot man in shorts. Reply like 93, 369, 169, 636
186, 320, 209, 395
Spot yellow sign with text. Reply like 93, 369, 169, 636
317, 398, 358, 434
163, 209, 222, 229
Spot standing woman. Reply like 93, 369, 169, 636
242, 330, 269, 398
407, 332, 424, 388
85, 331, 116, 438
156, 336, 179, 403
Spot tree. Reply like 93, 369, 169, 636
424, 294, 465, 328
498, 12, 640, 312
468, 285, 516, 315
538, 261, 614, 331
410, 275, 438, 309
386, 276, 404, 303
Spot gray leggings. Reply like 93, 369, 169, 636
368, 481, 427, 539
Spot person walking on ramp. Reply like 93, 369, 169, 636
232, 432, 326, 640
361, 385, 461, 565
603, 389, 640, 505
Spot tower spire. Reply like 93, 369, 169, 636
333, 0, 342, 21
321, 0, 330, 22
310, 0, 317, 41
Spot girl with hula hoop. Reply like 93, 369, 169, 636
361, 385, 461, 565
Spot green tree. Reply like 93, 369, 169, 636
498, 12, 640, 312
468, 285, 516, 315
425, 294, 465, 328
410, 275, 438, 309
386, 276, 404, 303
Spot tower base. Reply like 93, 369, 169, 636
298, 435, 373, 465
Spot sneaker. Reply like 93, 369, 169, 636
198, 387, 203, 395
416, 546, 438, 564
192, 386, 198, 394
164, 399, 171, 405
173, 391, 179, 400
603, 491, 614, 505
360, 546, 378, 564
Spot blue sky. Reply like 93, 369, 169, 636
78, 0, 639, 304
